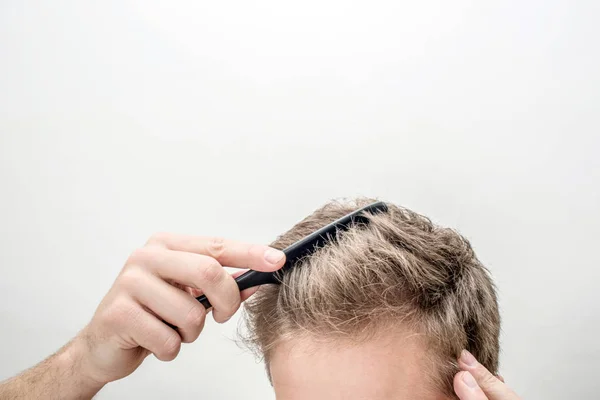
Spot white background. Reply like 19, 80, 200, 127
1, 1, 599, 399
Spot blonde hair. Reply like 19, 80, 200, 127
242, 198, 500, 396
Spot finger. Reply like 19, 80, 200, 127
127, 271, 206, 343
241, 286, 259, 302
183, 270, 259, 303
126, 249, 241, 323
185, 286, 203, 298
121, 302, 182, 362
187, 285, 258, 303
183, 285, 257, 303
459, 350, 520, 400
497, 375, 505, 383
233, 269, 260, 301
146, 233, 286, 271
454, 371, 488, 400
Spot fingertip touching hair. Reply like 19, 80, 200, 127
242, 198, 500, 397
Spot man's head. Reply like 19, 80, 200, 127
243, 198, 500, 399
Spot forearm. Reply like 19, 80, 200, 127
0, 339, 104, 400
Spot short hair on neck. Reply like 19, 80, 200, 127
242, 198, 500, 397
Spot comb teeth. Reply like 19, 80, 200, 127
195, 201, 388, 309
276, 201, 388, 277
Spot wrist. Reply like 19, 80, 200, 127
58, 337, 106, 395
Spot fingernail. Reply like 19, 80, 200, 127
462, 371, 478, 388
264, 248, 285, 264
461, 349, 477, 367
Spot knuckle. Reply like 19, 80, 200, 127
206, 236, 226, 259
184, 304, 206, 329
224, 288, 242, 315
127, 247, 157, 266
160, 333, 181, 361
478, 369, 500, 388
214, 304, 238, 324
198, 259, 224, 285
219, 304, 240, 323
247, 244, 260, 261
103, 299, 137, 329
215, 282, 241, 322
147, 231, 171, 246
118, 266, 144, 291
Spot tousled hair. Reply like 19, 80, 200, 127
242, 198, 500, 397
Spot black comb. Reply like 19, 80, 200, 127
195, 201, 388, 309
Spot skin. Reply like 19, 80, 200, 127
453, 350, 522, 400
0, 233, 521, 400
269, 334, 520, 400
269, 331, 442, 400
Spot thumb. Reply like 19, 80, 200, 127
454, 371, 489, 400
458, 350, 520, 400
